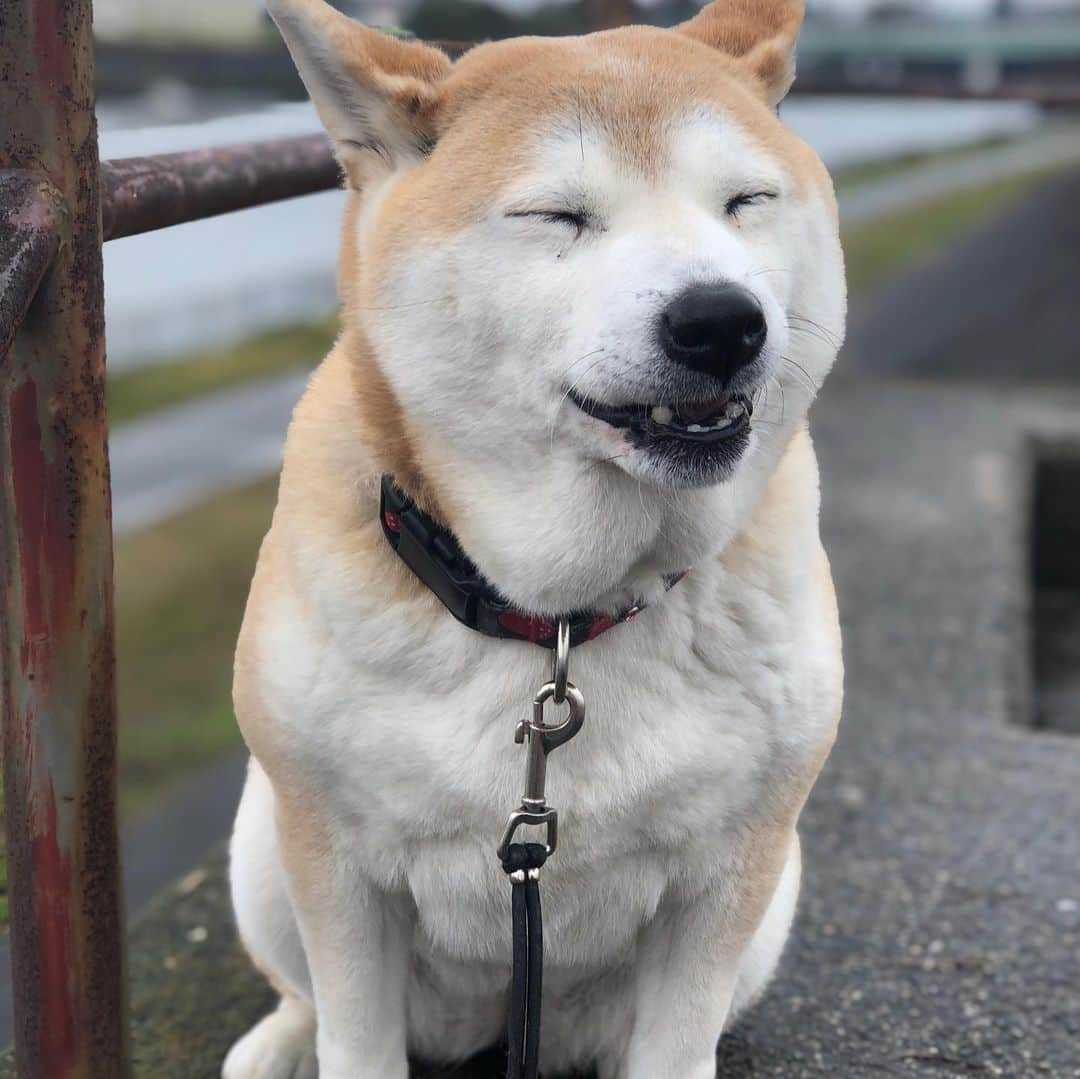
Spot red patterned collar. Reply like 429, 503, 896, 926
379, 475, 688, 649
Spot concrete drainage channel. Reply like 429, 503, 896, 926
1029, 442, 1080, 734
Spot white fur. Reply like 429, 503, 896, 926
226, 9, 846, 1078
228, 530, 838, 1077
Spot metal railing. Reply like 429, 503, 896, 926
1, 3, 1076, 1076
0, 3, 344, 1074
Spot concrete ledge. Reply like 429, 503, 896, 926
126, 852, 273, 1077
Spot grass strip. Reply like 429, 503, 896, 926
114, 477, 279, 816
107, 317, 336, 426
842, 167, 1060, 298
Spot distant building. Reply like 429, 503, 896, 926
93, 0, 270, 44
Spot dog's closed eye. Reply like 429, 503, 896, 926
725, 191, 778, 219
506, 208, 597, 238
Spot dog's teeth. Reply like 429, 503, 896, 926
651, 406, 674, 425
687, 423, 707, 433
710, 417, 732, 430
723, 401, 744, 419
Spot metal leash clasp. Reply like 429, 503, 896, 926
497, 619, 585, 866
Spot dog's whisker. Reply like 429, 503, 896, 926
786, 313, 841, 349
356, 296, 456, 312
549, 350, 610, 449
635, 478, 657, 532
556, 346, 607, 382
786, 324, 834, 350
773, 375, 787, 424
780, 355, 820, 395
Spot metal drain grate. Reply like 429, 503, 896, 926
1030, 447, 1080, 733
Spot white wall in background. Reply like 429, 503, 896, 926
100, 103, 346, 373
94, 0, 268, 44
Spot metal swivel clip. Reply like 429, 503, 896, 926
497, 619, 585, 868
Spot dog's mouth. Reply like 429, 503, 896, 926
567, 389, 753, 482
568, 390, 752, 442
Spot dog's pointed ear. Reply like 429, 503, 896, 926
678, 0, 804, 108
267, 0, 451, 177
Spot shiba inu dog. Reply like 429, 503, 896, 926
224, 0, 846, 1075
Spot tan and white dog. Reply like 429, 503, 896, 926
224, 0, 846, 1076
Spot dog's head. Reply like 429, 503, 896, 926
271, 0, 846, 614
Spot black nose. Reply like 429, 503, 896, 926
658, 284, 767, 383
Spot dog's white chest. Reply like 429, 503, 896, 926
257, 557, 836, 972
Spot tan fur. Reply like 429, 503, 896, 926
359, 27, 828, 260
678, 0, 803, 104
273, 0, 450, 187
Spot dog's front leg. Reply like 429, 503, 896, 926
620, 889, 742, 1079
276, 796, 413, 1079
621, 833, 799, 1079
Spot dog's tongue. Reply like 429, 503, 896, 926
676, 397, 729, 424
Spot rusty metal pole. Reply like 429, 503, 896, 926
0, 0, 130, 1076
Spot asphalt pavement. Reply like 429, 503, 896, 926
111, 371, 309, 536
845, 162, 1080, 381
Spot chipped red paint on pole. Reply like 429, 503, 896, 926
0, 174, 63, 364
0, 1, 130, 1077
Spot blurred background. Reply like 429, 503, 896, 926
3, 0, 1080, 1067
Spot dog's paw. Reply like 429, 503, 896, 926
223, 998, 317, 1079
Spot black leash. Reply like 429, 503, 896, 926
497, 621, 585, 1079
501, 842, 547, 1079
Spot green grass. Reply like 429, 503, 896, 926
832, 134, 1013, 192
107, 317, 337, 426
114, 478, 279, 815
841, 167, 1059, 298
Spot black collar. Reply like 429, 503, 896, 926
379, 475, 687, 649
